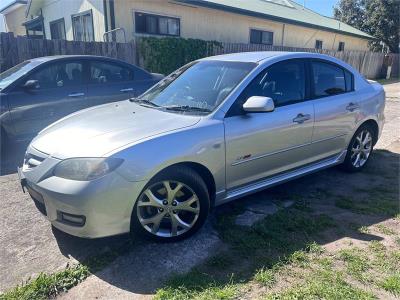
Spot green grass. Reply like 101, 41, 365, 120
376, 224, 396, 235
380, 273, 400, 295
0, 240, 134, 300
0, 265, 89, 300
155, 201, 335, 300
265, 268, 376, 300
154, 269, 240, 300
339, 248, 371, 282
334, 194, 398, 216
358, 226, 371, 234
254, 267, 277, 287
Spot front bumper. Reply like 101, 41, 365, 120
19, 147, 147, 238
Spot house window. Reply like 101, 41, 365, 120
50, 18, 66, 40
315, 40, 323, 49
250, 29, 273, 45
72, 10, 94, 42
338, 42, 345, 51
135, 12, 180, 36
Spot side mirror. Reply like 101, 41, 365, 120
243, 96, 275, 113
23, 80, 40, 90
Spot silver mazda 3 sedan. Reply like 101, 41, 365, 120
18, 52, 385, 241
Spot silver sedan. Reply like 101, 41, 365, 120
19, 52, 385, 241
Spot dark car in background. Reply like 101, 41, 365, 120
0, 55, 163, 143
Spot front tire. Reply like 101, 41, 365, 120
131, 167, 210, 242
341, 124, 375, 172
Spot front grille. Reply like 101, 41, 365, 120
23, 149, 48, 170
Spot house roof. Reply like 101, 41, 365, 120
182, 0, 373, 40
0, 0, 27, 14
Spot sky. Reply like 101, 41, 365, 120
293, 0, 339, 17
0, 0, 340, 33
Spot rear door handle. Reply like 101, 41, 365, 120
68, 92, 85, 98
120, 88, 134, 93
346, 102, 359, 112
293, 113, 311, 124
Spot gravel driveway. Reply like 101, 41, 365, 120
0, 83, 398, 297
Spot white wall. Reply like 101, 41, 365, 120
0, 14, 6, 32
40, 0, 104, 41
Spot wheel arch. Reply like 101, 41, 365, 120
146, 161, 217, 208
356, 119, 379, 145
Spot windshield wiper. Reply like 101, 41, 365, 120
129, 98, 160, 107
164, 105, 211, 113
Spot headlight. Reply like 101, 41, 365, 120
53, 158, 123, 181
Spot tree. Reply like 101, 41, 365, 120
334, 0, 400, 53
334, 0, 366, 31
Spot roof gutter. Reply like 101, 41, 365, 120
0, 0, 27, 14
180, 0, 374, 40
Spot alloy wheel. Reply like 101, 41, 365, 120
136, 181, 200, 237
351, 129, 372, 168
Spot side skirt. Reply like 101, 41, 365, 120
216, 150, 347, 206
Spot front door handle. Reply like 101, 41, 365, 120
346, 102, 359, 112
68, 92, 85, 98
120, 88, 134, 93
293, 113, 311, 124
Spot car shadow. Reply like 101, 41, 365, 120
52, 148, 399, 296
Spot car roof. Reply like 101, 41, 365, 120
26, 55, 130, 64
201, 51, 333, 63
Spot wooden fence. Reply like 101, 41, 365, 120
0, 32, 398, 79
214, 42, 398, 79
0, 32, 136, 72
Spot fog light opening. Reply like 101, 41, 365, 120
58, 211, 86, 227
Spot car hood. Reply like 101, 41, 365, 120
31, 100, 201, 159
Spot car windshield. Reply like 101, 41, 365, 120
0, 61, 34, 90
138, 60, 256, 113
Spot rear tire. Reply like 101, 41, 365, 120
341, 124, 375, 172
131, 167, 210, 242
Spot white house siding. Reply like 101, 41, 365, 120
3, 6, 26, 36
113, 0, 370, 51
40, 0, 105, 41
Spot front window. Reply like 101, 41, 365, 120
138, 61, 256, 113
0, 61, 34, 90
27, 61, 84, 89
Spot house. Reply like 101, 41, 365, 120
0, 0, 27, 36
0, 0, 373, 51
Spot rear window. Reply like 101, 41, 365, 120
312, 61, 346, 97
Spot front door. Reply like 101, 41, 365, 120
8, 60, 87, 138
224, 59, 315, 190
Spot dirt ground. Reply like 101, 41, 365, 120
0, 83, 398, 299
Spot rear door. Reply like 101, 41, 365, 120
309, 60, 358, 159
8, 60, 87, 137
86, 60, 155, 107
